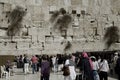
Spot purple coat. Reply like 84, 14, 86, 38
41, 61, 50, 76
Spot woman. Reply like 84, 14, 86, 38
81, 52, 94, 80
23, 55, 30, 74
99, 56, 109, 80
91, 56, 100, 80
64, 55, 76, 80
41, 55, 50, 80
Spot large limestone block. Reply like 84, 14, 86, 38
13, 0, 25, 4
54, 36, 64, 42
0, 3, 3, 14
31, 35, 37, 42
73, 36, 86, 43
17, 42, 29, 50
42, 6, 50, 21
38, 35, 45, 42
45, 42, 62, 51
0, 30, 6, 36
0, 42, 16, 50
86, 36, 94, 42
85, 28, 94, 36
6, 42, 16, 50
57, 0, 65, 6
0, 0, 10, 3
90, 0, 101, 15
3, 3, 11, 11
82, 0, 89, 8
109, 14, 118, 23
45, 36, 54, 43
29, 49, 41, 55
15, 49, 29, 55
112, 43, 120, 50
0, 50, 10, 55
49, 5, 57, 11
25, 0, 35, 5
92, 41, 104, 51
67, 27, 74, 36
43, 49, 63, 54
72, 27, 81, 37
41, 0, 49, 6
64, 0, 71, 6
12, 36, 32, 42
99, 0, 111, 14
72, 43, 83, 52
33, 21, 43, 28
35, 0, 43, 6
33, 6, 42, 14
44, 43, 53, 50
30, 42, 42, 49
28, 27, 38, 36
0, 42, 7, 50
111, 0, 120, 14
97, 26, 102, 36
1, 20, 9, 28
49, 0, 57, 6
38, 28, 50, 36
26, 5, 34, 16
32, 14, 44, 21
71, 0, 81, 5
0, 36, 11, 42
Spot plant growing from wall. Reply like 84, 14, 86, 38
64, 41, 72, 52
50, 8, 72, 37
7, 6, 26, 36
104, 22, 119, 49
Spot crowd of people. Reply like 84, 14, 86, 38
4, 51, 120, 80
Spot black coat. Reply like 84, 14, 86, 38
81, 58, 93, 80
115, 57, 120, 74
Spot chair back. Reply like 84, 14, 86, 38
0, 66, 4, 73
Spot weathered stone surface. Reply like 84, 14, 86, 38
0, 0, 119, 55
17, 42, 29, 50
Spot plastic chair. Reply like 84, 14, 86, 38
0, 66, 9, 78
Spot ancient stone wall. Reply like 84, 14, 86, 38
0, 0, 120, 55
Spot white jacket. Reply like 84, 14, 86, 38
99, 60, 109, 72
65, 59, 76, 80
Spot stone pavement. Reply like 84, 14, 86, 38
0, 68, 117, 80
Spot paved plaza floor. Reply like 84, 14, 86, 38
0, 68, 118, 80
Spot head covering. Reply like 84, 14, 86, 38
82, 52, 88, 58
90, 56, 96, 59
115, 52, 118, 55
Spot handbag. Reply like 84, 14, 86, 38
62, 66, 70, 76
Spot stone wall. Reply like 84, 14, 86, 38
0, 0, 120, 55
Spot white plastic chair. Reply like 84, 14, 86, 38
0, 66, 9, 78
